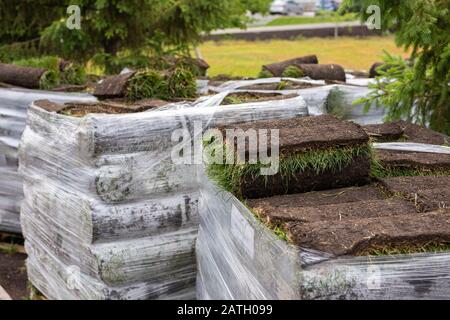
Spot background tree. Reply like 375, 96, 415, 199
341, 0, 450, 134
0, 0, 256, 72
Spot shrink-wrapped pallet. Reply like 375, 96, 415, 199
0, 88, 95, 233
20, 92, 308, 299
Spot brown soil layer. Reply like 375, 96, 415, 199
378, 176, 450, 195
0, 252, 28, 300
240, 154, 371, 199
239, 81, 320, 91
362, 123, 404, 142
363, 121, 449, 145
413, 188, 450, 212
378, 176, 450, 212
221, 92, 298, 105
297, 64, 346, 82
286, 211, 450, 256
254, 198, 416, 225
0, 63, 46, 89
34, 99, 165, 117
394, 120, 449, 145
93, 72, 135, 99
376, 149, 450, 171
247, 185, 384, 209
217, 115, 369, 155
262, 55, 319, 77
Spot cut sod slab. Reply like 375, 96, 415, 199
261, 55, 319, 77
362, 123, 404, 142
0, 62, 58, 89
363, 121, 449, 145
252, 198, 416, 225
377, 176, 450, 212
373, 149, 450, 177
94, 68, 196, 101
207, 115, 371, 199
248, 179, 450, 256
221, 92, 298, 105
286, 211, 450, 256
394, 120, 450, 145
34, 99, 167, 117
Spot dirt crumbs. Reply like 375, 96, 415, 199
221, 92, 298, 105
0, 251, 28, 300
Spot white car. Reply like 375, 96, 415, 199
270, 0, 304, 15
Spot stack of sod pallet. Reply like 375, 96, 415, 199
197, 175, 450, 300
20, 92, 308, 299
0, 88, 95, 234
207, 115, 371, 199
197, 115, 450, 299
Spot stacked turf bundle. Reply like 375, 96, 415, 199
363, 121, 450, 177
207, 115, 371, 199
197, 168, 450, 299
0, 88, 95, 234
20, 92, 308, 299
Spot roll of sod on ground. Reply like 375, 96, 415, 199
94, 68, 196, 101
206, 115, 372, 199
260, 55, 319, 77
0, 62, 59, 89
362, 121, 450, 177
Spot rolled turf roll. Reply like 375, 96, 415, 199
294, 64, 346, 82
206, 114, 372, 199
94, 68, 196, 101
261, 55, 319, 77
0, 62, 58, 89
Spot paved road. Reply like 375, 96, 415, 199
211, 21, 362, 35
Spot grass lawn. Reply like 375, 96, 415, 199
199, 36, 409, 77
266, 13, 357, 26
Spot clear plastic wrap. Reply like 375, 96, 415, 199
20, 91, 308, 299
207, 77, 386, 125
196, 169, 450, 300
373, 142, 450, 154
0, 88, 96, 233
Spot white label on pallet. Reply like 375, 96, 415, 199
230, 204, 255, 259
